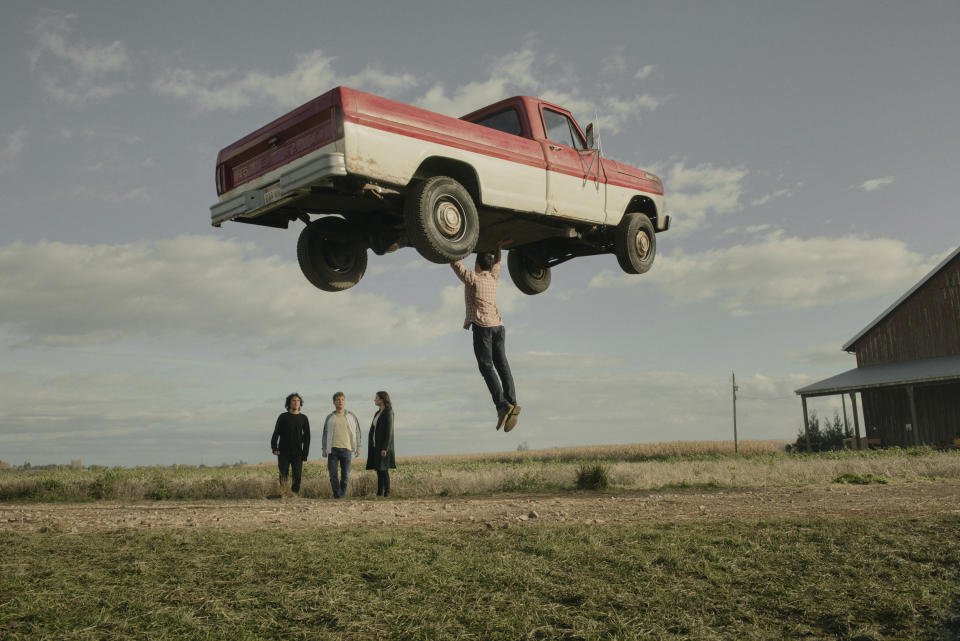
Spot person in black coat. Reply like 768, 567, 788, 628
271, 392, 310, 497
365, 390, 396, 497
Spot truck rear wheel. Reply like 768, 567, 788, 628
614, 213, 656, 275
508, 248, 551, 295
404, 176, 479, 263
297, 217, 368, 292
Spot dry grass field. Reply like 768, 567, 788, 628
3, 442, 959, 639
2, 440, 959, 502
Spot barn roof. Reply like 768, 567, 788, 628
842, 245, 960, 352
795, 354, 960, 398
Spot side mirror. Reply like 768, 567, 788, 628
585, 123, 595, 149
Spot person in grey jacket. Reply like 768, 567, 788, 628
321, 392, 361, 499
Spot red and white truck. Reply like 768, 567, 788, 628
210, 86, 668, 293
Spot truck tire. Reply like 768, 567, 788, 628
508, 248, 551, 295
296, 217, 368, 292
404, 176, 479, 263
614, 213, 656, 275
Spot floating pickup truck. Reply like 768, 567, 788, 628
210, 86, 668, 293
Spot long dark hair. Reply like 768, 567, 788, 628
376, 391, 392, 409
285, 393, 303, 410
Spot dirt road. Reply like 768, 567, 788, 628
2, 480, 958, 534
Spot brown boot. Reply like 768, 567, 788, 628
504, 405, 521, 432
496, 404, 514, 431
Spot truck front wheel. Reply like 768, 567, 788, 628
614, 213, 656, 275
508, 248, 551, 295
404, 176, 479, 263
296, 218, 368, 292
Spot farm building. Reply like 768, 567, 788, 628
795, 246, 960, 448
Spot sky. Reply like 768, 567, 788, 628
1, 1, 958, 467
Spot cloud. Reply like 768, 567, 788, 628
590, 233, 941, 315
362, 351, 804, 449
0, 368, 277, 466
0, 235, 460, 348
0, 129, 27, 170
750, 187, 793, 207
152, 50, 418, 112
657, 161, 748, 235
27, 9, 132, 106
416, 46, 662, 133
789, 342, 858, 367
859, 176, 896, 192
635, 64, 656, 80
601, 53, 628, 76
0, 349, 801, 466
416, 48, 541, 116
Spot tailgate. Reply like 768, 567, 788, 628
215, 87, 344, 197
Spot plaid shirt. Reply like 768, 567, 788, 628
451, 250, 503, 329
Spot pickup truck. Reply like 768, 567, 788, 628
210, 86, 668, 293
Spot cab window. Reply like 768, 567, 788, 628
471, 108, 523, 137
542, 108, 585, 150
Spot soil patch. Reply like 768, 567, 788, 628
2, 480, 958, 533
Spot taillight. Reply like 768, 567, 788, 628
334, 105, 343, 139
215, 164, 226, 194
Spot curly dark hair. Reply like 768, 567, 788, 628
285, 393, 304, 410
476, 252, 495, 271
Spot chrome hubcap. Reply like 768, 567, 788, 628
635, 230, 651, 258
435, 200, 463, 238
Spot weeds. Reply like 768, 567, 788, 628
576, 463, 610, 490
1, 516, 958, 640
834, 472, 889, 485
0, 445, 957, 501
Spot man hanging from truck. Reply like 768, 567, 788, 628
451, 241, 521, 432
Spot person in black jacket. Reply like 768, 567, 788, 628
365, 391, 396, 497
271, 393, 311, 497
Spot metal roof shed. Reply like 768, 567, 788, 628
795, 247, 960, 450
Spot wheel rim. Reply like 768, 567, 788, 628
634, 229, 651, 259
321, 240, 356, 273
434, 199, 464, 239
525, 257, 546, 281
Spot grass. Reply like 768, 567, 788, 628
575, 463, 610, 490
1, 515, 958, 640
834, 472, 889, 485
2, 444, 958, 501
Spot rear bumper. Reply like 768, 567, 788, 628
210, 151, 347, 227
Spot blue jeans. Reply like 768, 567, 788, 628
327, 448, 352, 498
472, 324, 516, 410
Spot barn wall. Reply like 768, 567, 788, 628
854, 256, 960, 367
861, 388, 911, 446
861, 382, 960, 446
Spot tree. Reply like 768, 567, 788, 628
795, 410, 852, 451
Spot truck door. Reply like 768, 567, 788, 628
540, 107, 605, 224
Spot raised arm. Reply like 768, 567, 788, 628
450, 260, 476, 285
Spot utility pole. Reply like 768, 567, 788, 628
732, 372, 739, 454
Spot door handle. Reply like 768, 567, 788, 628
549, 144, 562, 151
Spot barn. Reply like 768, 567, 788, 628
795, 246, 960, 449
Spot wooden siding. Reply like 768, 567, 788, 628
861, 382, 960, 446
853, 254, 960, 367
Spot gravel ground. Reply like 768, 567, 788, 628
2, 480, 958, 534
